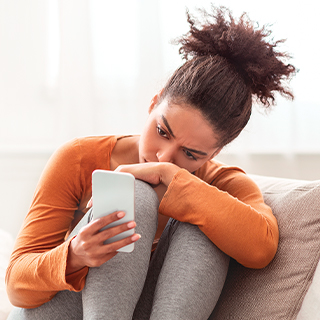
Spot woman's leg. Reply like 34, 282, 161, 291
7, 180, 159, 320
134, 219, 230, 320
7, 290, 83, 320
6, 211, 92, 320
82, 179, 159, 320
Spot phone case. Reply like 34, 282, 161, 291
92, 170, 135, 252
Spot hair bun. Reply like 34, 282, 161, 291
176, 5, 296, 106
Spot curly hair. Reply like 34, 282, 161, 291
160, 5, 296, 147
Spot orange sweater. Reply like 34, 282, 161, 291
6, 136, 279, 308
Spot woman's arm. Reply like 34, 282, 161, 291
5, 137, 140, 308
115, 162, 179, 201
159, 168, 279, 269
5, 139, 85, 308
118, 162, 278, 269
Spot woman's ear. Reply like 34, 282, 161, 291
148, 89, 164, 114
148, 95, 158, 114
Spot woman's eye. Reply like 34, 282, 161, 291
157, 126, 168, 138
184, 149, 197, 161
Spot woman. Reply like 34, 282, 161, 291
6, 6, 296, 320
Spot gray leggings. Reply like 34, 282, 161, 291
8, 180, 229, 320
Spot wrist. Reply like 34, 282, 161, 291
160, 162, 180, 186
66, 238, 85, 275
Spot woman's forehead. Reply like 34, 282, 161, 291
154, 100, 219, 150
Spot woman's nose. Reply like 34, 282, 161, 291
156, 150, 174, 163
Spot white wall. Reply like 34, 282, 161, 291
217, 153, 320, 181
0, 152, 50, 238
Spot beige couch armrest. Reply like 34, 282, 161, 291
210, 174, 320, 320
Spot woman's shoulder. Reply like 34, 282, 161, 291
195, 158, 262, 195
195, 158, 245, 184
43, 135, 118, 179
69, 135, 118, 151
195, 159, 260, 198
55, 135, 118, 161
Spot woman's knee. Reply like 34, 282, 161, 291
166, 220, 230, 273
134, 180, 159, 233
148, 221, 229, 319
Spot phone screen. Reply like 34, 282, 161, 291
92, 170, 135, 252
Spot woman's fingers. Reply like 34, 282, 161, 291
68, 211, 141, 270
86, 197, 93, 208
82, 232, 141, 267
82, 211, 126, 236
80, 231, 141, 268
98, 233, 141, 256
95, 220, 136, 244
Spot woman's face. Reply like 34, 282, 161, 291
139, 97, 221, 173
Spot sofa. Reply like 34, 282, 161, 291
1, 174, 319, 320
209, 174, 320, 320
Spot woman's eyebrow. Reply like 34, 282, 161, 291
161, 115, 208, 156
161, 115, 175, 138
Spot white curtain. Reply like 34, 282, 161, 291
1, 0, 320, 238
1, 0, 319, 154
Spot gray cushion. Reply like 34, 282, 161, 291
209, 175, 320, 320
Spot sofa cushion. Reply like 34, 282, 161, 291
209, 175, 320, 320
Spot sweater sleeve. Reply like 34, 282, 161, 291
159, 168, 279, 269
5, 139, 89, 308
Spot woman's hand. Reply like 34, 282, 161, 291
66, 211, 140, 274
115, 162, 180, 187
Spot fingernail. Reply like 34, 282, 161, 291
131, 234, 141, 241
127, 221, 135, 228
117, 211, 125, 218
86, 198, 93, 208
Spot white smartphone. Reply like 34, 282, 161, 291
92, 170, 135, 253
